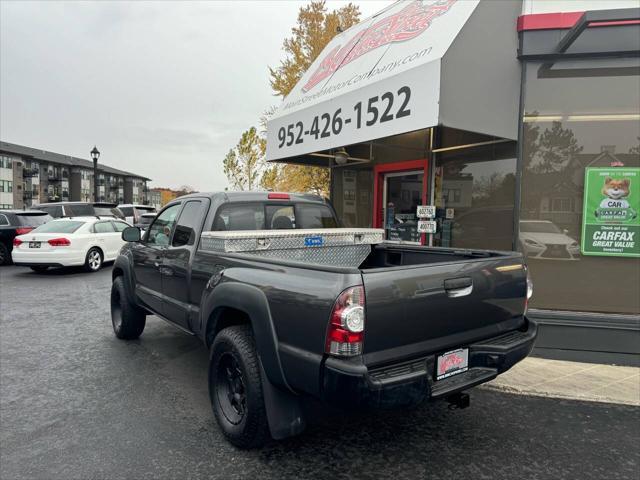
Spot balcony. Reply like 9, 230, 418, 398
23, 168, 40, 177
47, 174, 61, 182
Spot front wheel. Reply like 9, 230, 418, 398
209, 325, 269, 449
84, 248, 103, 272
111, 276, 146, 339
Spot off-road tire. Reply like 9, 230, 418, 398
0, 243, 10, 265
111, 276, 146, 339
209, 325, 269, 449
30, 266, 49, 273
84, 247, 103, 272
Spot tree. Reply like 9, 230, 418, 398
223, 127, 266, 191
269, 1, 360, 98
265, 1, 360, 196
533, 121, 583, 174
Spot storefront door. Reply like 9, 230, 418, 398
373, 160, 428, 244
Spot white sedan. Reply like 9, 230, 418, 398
12, 217, 131, 272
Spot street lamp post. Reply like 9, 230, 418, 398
90, 146, 100, 202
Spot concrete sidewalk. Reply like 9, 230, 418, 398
484, 357, 640, 406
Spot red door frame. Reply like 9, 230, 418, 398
372, 159, 429, 243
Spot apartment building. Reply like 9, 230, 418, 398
0, 141, 150, 208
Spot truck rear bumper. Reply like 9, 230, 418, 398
321, 317, 537, 408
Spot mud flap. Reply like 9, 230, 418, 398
259, 360, 306, 440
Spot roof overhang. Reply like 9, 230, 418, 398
266, 0, 522, 164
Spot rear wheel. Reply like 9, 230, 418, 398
30, 266, 49, 273
110, 276, 146, 339
84, 248, 103, 272
0, 243, 10, 265
209, 325, 269, 449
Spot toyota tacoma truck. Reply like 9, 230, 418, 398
110, 191, 536, 448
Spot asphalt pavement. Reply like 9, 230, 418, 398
1, 264, 639, 480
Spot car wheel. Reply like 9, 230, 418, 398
0, 243, 10, 266
30, 266, 49, 273
84, 248, 103, 272
209, 325, 269, 449
110, 276, 146, 339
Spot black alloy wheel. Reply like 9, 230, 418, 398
215, 352, 247, 425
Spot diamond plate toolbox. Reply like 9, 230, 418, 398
199, 228, 384, 267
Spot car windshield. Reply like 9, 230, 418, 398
119, 206, 134, 217
32, 220, 85, 234
95, 207, 123, 218
17, 213, 52, 227
134, 206, 156, 214
520, 222, 562, 234
67, 204, 94, 216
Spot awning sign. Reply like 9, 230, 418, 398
266, 0, 480, 161
581, 167, 640, 257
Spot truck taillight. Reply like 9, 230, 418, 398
326, 285, 365, 357
48, 238, 71, 246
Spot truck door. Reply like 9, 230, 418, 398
162, 198, 210, 330
131, 203, 181, 314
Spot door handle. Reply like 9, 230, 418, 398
444, 277, 473, 298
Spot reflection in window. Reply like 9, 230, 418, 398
434, 143, 517, 251
520, 59, 640, 314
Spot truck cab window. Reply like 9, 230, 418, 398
172, 200, 205, 247
147, 204, 181, 246
296, 204, 338, 229
266, 206, 295, 229
213, 204, 265, 231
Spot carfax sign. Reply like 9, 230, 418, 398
581, 167, 639, 257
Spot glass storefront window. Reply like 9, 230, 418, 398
521, 59, 640, 314
433, 143, 517, 251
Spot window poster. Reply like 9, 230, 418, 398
581, 167, 639, 257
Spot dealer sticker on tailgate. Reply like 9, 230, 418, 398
436, 348, 469, 380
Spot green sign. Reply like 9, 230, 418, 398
581, 167, 640, 257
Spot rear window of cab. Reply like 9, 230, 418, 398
32, 220, 85, 234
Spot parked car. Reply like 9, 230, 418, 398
135, 212, 156, 231
12, 216, 130, 272
111, 192, 536, 448
519, 220, 580, 260
0, 209, 53, 265
117, 204, 156, 225
34, 202, 125, 219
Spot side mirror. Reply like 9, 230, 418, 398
122, 226, 141, 242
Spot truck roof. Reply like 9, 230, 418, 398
175, 191, 328, 204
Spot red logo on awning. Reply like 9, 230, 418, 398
301, 0, 457, 93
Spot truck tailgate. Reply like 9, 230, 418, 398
361, 255, 527, 366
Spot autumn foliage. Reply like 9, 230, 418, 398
223, 1, 361, 195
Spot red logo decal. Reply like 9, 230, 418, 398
440, 353, 464, 372
301, 0, 457, 93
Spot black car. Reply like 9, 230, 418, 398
34, 202, 125, 220
0, 210, 53, 265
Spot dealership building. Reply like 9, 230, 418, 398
267, 0, 640, 363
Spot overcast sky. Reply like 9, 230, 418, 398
0, 1, 387, 191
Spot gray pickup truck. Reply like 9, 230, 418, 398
111, 191, 536, 448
